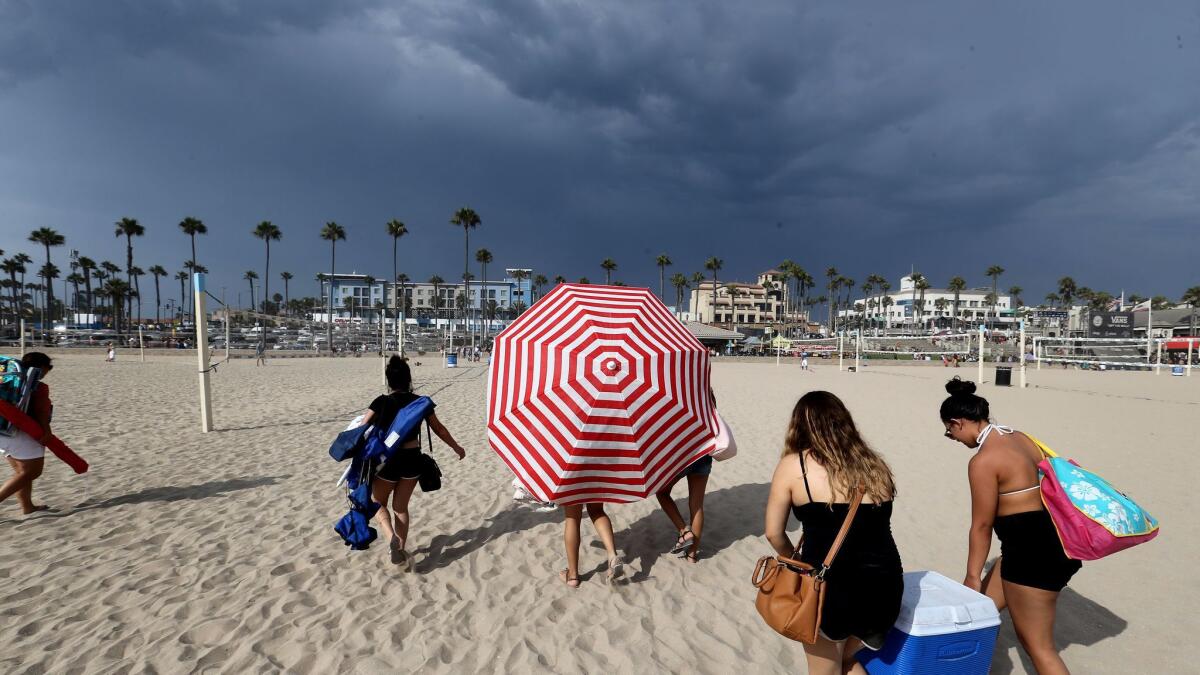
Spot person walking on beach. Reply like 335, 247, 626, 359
105, 342, 115, 362
560, 501, 623, 587
0, 353, 56, 515
764, 391, 903, 675
362, 356, 466, 570
801, 351, 809, 371
654, 389, 718, 564
940, 377, 1080, 675
255, 340, 267, 366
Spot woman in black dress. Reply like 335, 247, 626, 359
364, 357, 466, 570
764, 391, 902, 675
941, 377, 1078, 674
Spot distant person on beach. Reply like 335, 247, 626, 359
255, 341, 266, 366
362, 356, 466, 570
0, 352, 56, 515
764, 391, 902, 675
560, 501, 623, 588
105, 343, 115, 362
801, 352, 809, 370
940, 377, 1080, 675
654, 388, 718, 564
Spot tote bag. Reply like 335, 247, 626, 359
1028, 434, 1159, 561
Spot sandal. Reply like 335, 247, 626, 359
605, 555, 625, 584
683, 548, 700, 564
559, 569, 580, 588
669, 529, 694, 554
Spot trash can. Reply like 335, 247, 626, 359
994, 366, 1012, 386
1172, 365, 1184, 377
445, 353, 458, 368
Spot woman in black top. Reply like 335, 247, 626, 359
362, 357, 466, 570
765, 391, 902, 675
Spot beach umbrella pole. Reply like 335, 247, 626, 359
194, 274, 214, 433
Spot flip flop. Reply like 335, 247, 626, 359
669, 529, 694, 554
605, 555, 625, 584
559, 569, 580, 588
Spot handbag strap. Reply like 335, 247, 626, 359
819, 486, 864, 572
426, 420, 433, 454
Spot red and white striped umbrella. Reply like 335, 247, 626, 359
488, 284, 717, 505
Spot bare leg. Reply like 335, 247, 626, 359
840, 638, 868, 675
371, 478, 397, 543
1, 457, 44, 514
684, 474, 708, 562
562, 504, 583, 585
655, 477, 692, 551
1005, 579, 1070, 675
802, 634, 848, 675
586, 503, 618, 559
390, 478, 419, 550
981, 558, 1007, 611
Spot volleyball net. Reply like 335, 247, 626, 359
859, 333, 975, 357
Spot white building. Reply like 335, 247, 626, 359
849, 275, 1013, 328
688, 269, 808, 327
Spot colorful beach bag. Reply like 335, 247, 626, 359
1028, 435, 1159, 561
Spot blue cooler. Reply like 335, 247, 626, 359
445, 353, 458, 368
1172, 365, 1184, 376
858, 571, 1000, 675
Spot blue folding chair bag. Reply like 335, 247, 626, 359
329, 425, 371, 462
372, 396, 434, 462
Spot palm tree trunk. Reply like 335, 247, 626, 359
392, 237, 398, 345
284, 278, 290, 318
659, 266, 665, 303
179, 276, 186, 322
154, 276, 161, 324
327, 242, 336, 348
134, 275, 142, 326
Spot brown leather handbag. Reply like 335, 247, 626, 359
751, 488, 863, 644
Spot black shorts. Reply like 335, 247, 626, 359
376, 448, 423, 482
994, 509, 1082, 592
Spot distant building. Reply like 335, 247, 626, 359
845, 275, 1013, 328
688, 269, 807, 327
317, 271, 533, 321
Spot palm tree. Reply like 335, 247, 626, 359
689, 272, 705, 317
320, 222, 347, 346
670, 272, 689, 318
450, 208, 481, 332
1181, 286, 1200, 339
914, 277, 930, 331
1044, 292, 1061, 308
860, 279, 874, 329
363, 275, 377, 325
824, 267, 838, 333
1058, 277, 1077, 307
476, 249, 493, 344
601, 258, 617, 285
38, 263, 60, 327
103, 279, 130, 335
114, 217, 144, 320
387, 219, 408, 328
397, 273, 411, 318
933, 297, 949, 327
553, 275, 566, 285
252, 221, 282, 322
578, 277, 590, 285
148, 265, 167, 323
280, 272, 293, 317
3, 258, 21, 320
129, 265, 145, 324
533, 274, 548, 304
725, 283, 740, 331
244, 270, 259, 311
511, 270, 530, 314
947, 276, 967, 331
655, 254, 672, 301
705, 257, 724, 323
906, 272, 924, 332
174, 270, 188, 321
1008, 286, 1023, 310
77, 256, 96, 313
985, 265, 1005, 319
28, 228, 64, 329
843, 278, 856, 330
177, 216, 206, 319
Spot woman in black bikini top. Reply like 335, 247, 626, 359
941, 377, 1080, 675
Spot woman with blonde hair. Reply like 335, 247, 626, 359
764, 391, 903, 675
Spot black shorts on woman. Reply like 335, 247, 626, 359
369, 392, 435, 482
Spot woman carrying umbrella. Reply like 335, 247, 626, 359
655, 388, 719, 564
364, 357, 466, 570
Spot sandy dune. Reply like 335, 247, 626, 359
0, 353, 1191, 673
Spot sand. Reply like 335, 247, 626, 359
0, 353, 1193, 673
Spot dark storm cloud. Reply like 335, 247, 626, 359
1, 0, 1198, 306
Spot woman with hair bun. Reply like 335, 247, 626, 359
361, 356, 466, 570
940, 376, 1080, 675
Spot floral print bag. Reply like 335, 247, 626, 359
1027, 434, 1160, 561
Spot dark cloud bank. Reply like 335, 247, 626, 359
1, 0, 1198, 303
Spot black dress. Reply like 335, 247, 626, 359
793, 453, 903, 650
369, 392, 435, 482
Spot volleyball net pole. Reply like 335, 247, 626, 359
1019, 319, 1026, 388
838, 333, 845, 372
194, 273, 214, 433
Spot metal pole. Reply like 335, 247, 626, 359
1147, 304, 1154, 368
1019, 319, 1026, 388
978, 325, 985, 384
380, 313, 386, 386
1035, 336, 1042, 370
139, 324, 145, 363
19, 319, 25, 358
854, 331, 861, 372
1188, 338, 1194, 377
225, 313, 230, 361
194, 274, 213, 433
1156, 340, 1162, 375
838, 333, 844, 371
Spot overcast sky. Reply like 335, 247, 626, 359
2, 1, 1198, 307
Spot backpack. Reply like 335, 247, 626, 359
0, 356, 40, 437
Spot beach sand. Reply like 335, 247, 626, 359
0, 354, 1193, 673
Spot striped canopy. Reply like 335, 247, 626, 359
488, 284, 717, 505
